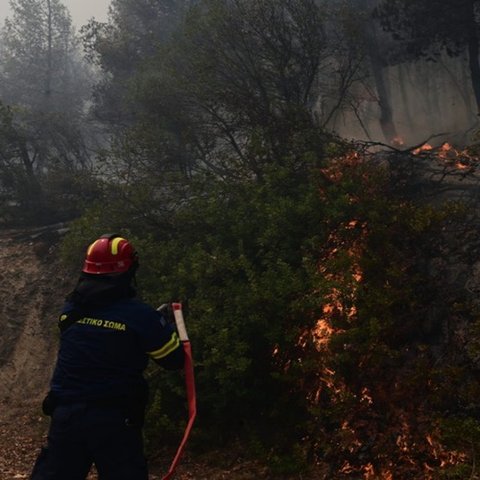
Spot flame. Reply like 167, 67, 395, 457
309, 149, 477, 478
412, 143, 433, 154
439, 142, 452, 154
424, 462, 435, 472
314, 319, 335, 346
360, 387, 373, 405
340, 461, 355, 474
396, 433, 409, 452
364, 463, 375, 478
314, 217, 365, 340
411, 141, 477, 171
316, 366, 344, 397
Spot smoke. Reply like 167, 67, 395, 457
335, 54, 478, 148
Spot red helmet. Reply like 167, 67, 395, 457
82, 234, 138, 274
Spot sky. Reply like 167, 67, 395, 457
0, 0, 111, 29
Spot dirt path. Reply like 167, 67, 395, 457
0, 233, 71, 478
0, 248, 57, 403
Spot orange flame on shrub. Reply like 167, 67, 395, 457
305, 150, 472, 477
413, 143, 433, 154
413, 142, 477, 170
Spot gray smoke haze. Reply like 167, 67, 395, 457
333, 54, 478, 148
0, 0, 110, 28
0, 0, 476, 148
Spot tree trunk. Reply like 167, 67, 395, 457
368, 42, 398, 143
467, 38, 480, 115
439, 55, 476, 122
397, 63, 415, 139
360, 0, 398, 143
467, 0, 480, 116
46, 0, 52, 101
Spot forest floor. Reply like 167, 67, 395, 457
0, 400, 273, 479
0, 229, 324, 479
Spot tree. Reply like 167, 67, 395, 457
321, 0, 400, 143
0, 103, 43, 210
0, 0, 89, 115
93, 0, 330, 181
358, 0, 399, 143
169, 0, 326, 164
82, 0, 196, 128
0, 100, 102, 225
0, 0, 97, 224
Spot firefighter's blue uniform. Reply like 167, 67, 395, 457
30, 298, 184, 480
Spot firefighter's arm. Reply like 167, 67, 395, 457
145, 305, 185, 370
147, 327, 185, 370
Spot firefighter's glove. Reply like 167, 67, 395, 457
158, 303, 175, 324
41, 391, 57, 416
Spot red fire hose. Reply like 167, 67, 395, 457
161, 302, 197, 480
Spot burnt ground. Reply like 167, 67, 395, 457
0, 231, 320, 480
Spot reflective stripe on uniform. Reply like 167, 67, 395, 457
148, 332, 180, 360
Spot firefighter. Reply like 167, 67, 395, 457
30, 233, 185, 480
